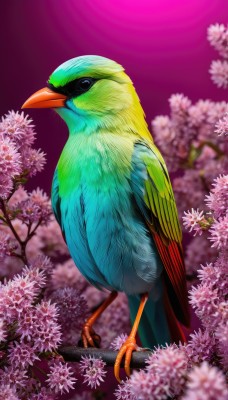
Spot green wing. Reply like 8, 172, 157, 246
131, 140, 190, 327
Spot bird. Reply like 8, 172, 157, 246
22, 55, 190, 381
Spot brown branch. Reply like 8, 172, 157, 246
59, 346, 152, 368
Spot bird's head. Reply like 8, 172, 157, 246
22, 55, 149, 136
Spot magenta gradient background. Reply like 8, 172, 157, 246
1, 2, 227, 397
1, 0, 228, 193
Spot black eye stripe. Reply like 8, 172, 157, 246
47, 77, 97, 98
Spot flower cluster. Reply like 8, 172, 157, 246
208, 23, 228, 89
0, 111, 45, 199
79, 356, 107, 389
0, 263, 76, 399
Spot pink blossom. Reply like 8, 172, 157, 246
215, 113, 228, 136
46, 361, 76, 394
129, 370, 167, 400
207, 23, 228, 59
209, 60, 228, 89
0, 366, 28, 389
169, 93, 191, 124
115, 380, 136, 400
0, 385, 19, 400
209, 214, 228, 249
49, 287, 88, 345
145, 344, 188, 397
182, 362, 228, 400
183, 208, 205, 235
110, 333, 128, 350
0, 273, 39, 322
79, 356, 107, 389
16, 189, 51, 226
32, 301, 62, 352
8, 341, 39, 368
205, 175, 228, 218
0, 110, 36, 148
186, 329, 216, 363
21, 147, 46, 177
189, 283, 218, 325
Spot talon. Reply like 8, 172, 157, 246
81, 324, 100, 348
114, 336, 137, 382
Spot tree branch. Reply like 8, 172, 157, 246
59, 346, 152, 368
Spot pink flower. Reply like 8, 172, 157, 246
0, 110, 36, 148
0, 385, 19, 400
145, 344, 188, 397
115, 380, 136, 400
46, 361, 76, 394
209, 214, 228, 249
182, 362, 228, 400
169, 93, 191, 123
79, 356, 107, 389
183, 209, 205, 235
207, 24, 228, 59
49, 287, 88, 345
0, 273, 39, 322
8, 341, 39, 368
129, 370, 167, 400
16, 188, 51, 226
189, 283, 218, 325
186, 329, 216, 363
209, 60, 228, 89
110, 333, 128, 350
205, 175, 228, 218
215, 113, 228, 136
32, 301, 62, 352
21, 147, 46, 177
0, 138, 22, 198
0, 366, 28, 389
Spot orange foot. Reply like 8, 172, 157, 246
81, 323, 101, 348
114, 336, 139, 382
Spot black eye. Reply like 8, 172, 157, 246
48, 77, 97, 98
78, 78, 94, 90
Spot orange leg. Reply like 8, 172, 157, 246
82, 291, 118, 348
114, 292, 148, 382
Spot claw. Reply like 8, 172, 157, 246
80, 324, 101, 348
114, 336, 138, 382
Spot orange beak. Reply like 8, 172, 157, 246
22, 87, 67, 109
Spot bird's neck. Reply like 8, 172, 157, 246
56, 93, 152, 142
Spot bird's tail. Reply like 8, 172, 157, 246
127, 283, 186, 349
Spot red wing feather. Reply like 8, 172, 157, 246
153, 232, 190, 327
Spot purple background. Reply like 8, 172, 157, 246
1, 0, 228, 193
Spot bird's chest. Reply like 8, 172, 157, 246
57, 133, 135, 247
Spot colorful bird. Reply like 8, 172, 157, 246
22, 55, 190, 381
